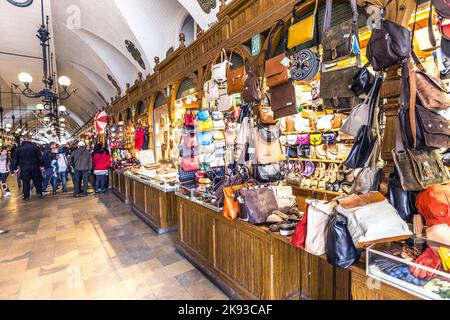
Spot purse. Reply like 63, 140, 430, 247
212, 49, 229, 83
223, 182, 256, 221
287, 0, 319, 49
304, 199, 335, 256
197, 131, 214, 146
316, 114, 333, 131
285, 116, 296, 132
214, 166, 249, 207
321, 0, 359, 64
290, 49, 320, 82
270, 186, 296, 210
264, 21, 289, 88
351, 140, 382, 194
294, 114, 310, 132
242, 62, 261, 104
253, 163, 286, 183
269, 81, 298, 119
326, 213, 361, 269
178, 167, 196, 182
258, 94, 277, 125
256, 134, 284, 165
320, 65, 359, 110
239, 185, 279, 225
298, 134, 310, 146
287, 134, 298, 146
344, 75, 383, 169
388, 171, 419, 223
184, 111, 196, 128
322, 132, 336, 145
181, 157, 200, 172
367, 15, 411, 71
204, 79, 220, 103
225, 123, 238, 145
309, 133, 322, 146
197, 118, 214, 132
227, 48, 247, 95
351, 63, 376, 96
258, 124, 281, 142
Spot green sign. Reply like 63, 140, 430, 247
252, 34, 262, 57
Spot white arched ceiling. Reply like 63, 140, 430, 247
0, 0, 216, 134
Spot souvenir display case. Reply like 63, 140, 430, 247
176, 181, 221, 212
367, 240, 450, 300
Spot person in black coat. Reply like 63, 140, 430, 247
12, 135, 44, 201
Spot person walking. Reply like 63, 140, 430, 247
70, 141, 92, 197
0, 148, 12, 198
12, 135, 44, 201
42, 143, 56, 194
92, 147, 111, 193
10, 144, 21, 189
52, 147, 69, 194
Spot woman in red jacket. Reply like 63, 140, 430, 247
92, 148, 112, 193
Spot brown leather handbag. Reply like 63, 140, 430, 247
242, 61, 260, 103
227, 48, 247, 95
270, 82, 297, 119
264, 20, 289, 89
239, 185, 279, 225
223, 182, 256, 221
258, 93, 276, 125
320, 65, 359, 110
321, 0, 359, 64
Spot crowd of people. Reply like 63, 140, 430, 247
0, 135, 112, 201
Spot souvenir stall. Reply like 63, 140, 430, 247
172, 0, 450, 300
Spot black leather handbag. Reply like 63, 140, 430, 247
367, 14, 411, 71
344, 75, 382, 169
351, 63, 375, 96
387, 171, 419, 223
326, 214, 361, 269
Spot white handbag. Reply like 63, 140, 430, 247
204, 79, 220, 103
294, 114, 310, 132
287, 134, 298, 146
316, 114, 333, 131
270, 186, 296, 210
304, 199, 335, 256
336, 200, 412, 248
218, 93, 232, 112
212, 51, 229, 83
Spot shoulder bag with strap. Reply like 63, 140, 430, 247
287, 0, 319, 49
227, 47, 247, 95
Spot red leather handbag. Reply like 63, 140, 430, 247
291, 204, 309, 249
416, 185, 450, 227
184, 111, 196, 128
183, 134, 197, 148
181, 157, 200, 172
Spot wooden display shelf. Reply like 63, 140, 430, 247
288, 158, 344, 163
290, 185, 345, 197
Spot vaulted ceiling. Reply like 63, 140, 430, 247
0, 0, 221, 137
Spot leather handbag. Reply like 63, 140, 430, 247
287, 134, 298, 146
204, 79, 220, 103
286, 116, 296, 132
288, 146, 300, 158
290, 49, 320, 82
322, 132, 336, 145
270, 186, 296, 211
428, 224, 450, 246
223, 182, 256, 221
239, 185, 279, 224
212, 49, 229, 83
225, 123, 238, 145
291, 204, 309, 249
298, 134, 310, 146
197, 131, 213, 146
254, 163, 285, 183
304, 199, 335, 256
258, 94, 277, 125
264, 21, 289, 88
181, 157, 200, 172
344, 75, 383, 169
388, 171, 419, 223
184, 111, 196, 128
351, 140, 382, 194
326, 213, 361, 269
242, 62, 261, 103
316, 115, 333, 131
351, 63, 376, 96
320, 65, 359, 110
270, 81, 298, 119
416, 184, 450, 227
258, 124, 281, 142
367, 18, 411, 71
218, 92, 233, 112
213, 166, 249, 207
294, 114, 310, 132
321, 0, 359, 64
227, 49, 247, 95
336, 198, 413, 248
256, 135, 283, 165
287, 0, 318, 49
178, 167, 196, 182
340, 85, 373, 137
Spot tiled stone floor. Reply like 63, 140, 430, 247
0, 178, 228, 300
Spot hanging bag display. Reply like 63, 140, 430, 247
321, 0, 359, 64
258, 94, 277, 125
351, 63, 376, 96
242, 61, 261, 103
211, 49, 229, 83
227, 48, 247, 95
264, 21, 290, 88
287, 0, 319, 49
320, 65, 360, 110
204, 79, 220, 103
184, 110, 196, 128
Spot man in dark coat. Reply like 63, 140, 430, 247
12, 135, 44, 201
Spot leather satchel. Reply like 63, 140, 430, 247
321, 0, 359, 64
326, 213, 361, 269
320, 65, 359, 110
388, 171, 419, 223
254, 163, 285, 183
415, 66, 450, 111
239, 186, 278, 225
223, 182, 256, 221
266, 54, 290, 89
213, 166, 249, 207
351, 140, 382, 194
270, 82, 297, 120
351, 63, 376, 96
258, 94, 276, 125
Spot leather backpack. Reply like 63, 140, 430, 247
242, 61, 261, 103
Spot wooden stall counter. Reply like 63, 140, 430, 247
111, 169, 178, 235
175, 194, 421, 301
